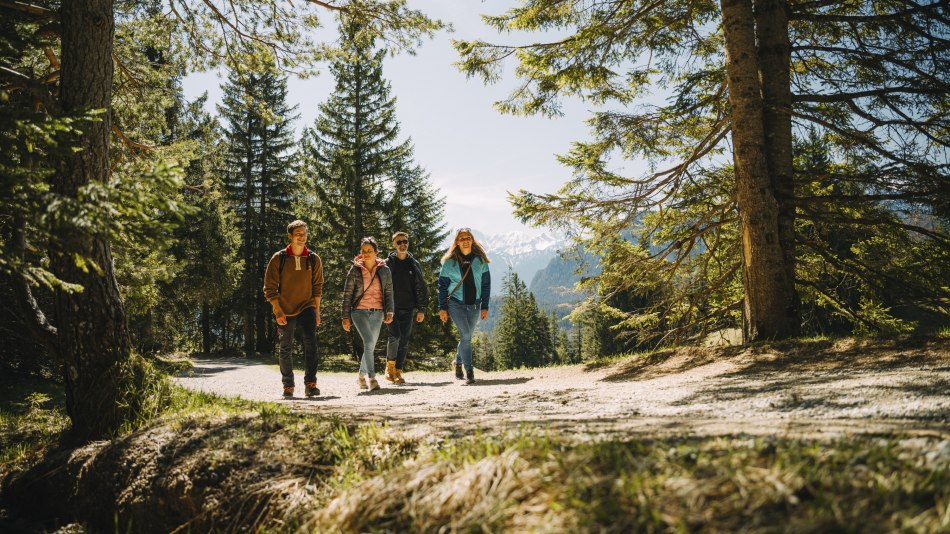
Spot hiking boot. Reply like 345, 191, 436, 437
369, 377, 381, 391
465, 368, 475, 385
394, 368, 406, 384
283, 385, 295, 397
455, 363, 464, 380
357, 375, 368, 390
305, 381, 320, 397
385, 360, 396, 382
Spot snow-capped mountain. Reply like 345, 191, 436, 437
483, 232, 562, 285
461, 229, 563, 284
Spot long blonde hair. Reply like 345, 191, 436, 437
441, 228, 491, 265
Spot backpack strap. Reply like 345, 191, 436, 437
277, 250, 287, 293
447, 263, 472, 300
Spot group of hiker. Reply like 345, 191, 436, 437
262, 220, 491, 398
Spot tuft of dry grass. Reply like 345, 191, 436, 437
3, 336, 949, 532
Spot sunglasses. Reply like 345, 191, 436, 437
395, 239, 409, 245
457, 227, 472, 233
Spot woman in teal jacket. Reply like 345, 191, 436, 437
438, 227, 491, 384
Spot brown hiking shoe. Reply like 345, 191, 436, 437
305, 381, 320, 397
385, 360, 396, 382
283, 385, 294, 397
369, 377, 380, 391
455, 363, 464, 380
394, 368, 406, 384
357, 375, 368, 390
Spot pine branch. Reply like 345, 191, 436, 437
0, 0, 55, 19
794, 86, 948, 103
0, 66, 59, 113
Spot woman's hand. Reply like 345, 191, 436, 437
480, 309, 488, 320
383, 312, 394, 324
342, 317, 351, 332
439, 309, 448, 323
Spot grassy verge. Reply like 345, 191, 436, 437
2, 339, 949, 532
0, 376, 69, 477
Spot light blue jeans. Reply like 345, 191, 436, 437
351, 309, 383, 378
447, 299, 481, 372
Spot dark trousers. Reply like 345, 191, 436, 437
386, 308, 416, 370
277, 307, 319, 386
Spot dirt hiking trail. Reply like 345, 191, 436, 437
174, 338, 950, 441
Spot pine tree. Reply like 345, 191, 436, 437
162, 96, 242, 354
457, 0, 950, 343
493, 270, 556, 369
381, 132, 450, 360
219, 59, 299, 356
299, 20, 447, 356
0, 0, 445, 442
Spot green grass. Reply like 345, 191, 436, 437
3, 338, 949, 533
0, 376, 69, 473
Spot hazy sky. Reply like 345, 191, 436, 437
181, 0, 600, 238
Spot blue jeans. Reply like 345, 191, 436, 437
351, 309, 383, 378
386, 308, 416, 370
277, 307, 319, 387
447, 299, 480, 372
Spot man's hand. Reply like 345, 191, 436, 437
342, 317, 351, 332
274, 307, 287, 326
480, 309, 488, 321
415, 311, 424, 323
315, 310, 321, 328
383, 312, 394, 325
439, 309, 448, 323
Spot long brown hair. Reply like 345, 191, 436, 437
441, 228, 490, 265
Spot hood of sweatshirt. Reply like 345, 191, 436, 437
387, 251, 416, 262
353, 255, 386, 271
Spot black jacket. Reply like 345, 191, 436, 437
386, 251, 429, 311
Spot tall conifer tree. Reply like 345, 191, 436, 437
220, 60, 299, 356
494, 270, 556, 369
300, 19, 447, 355
458, 0, 950, 343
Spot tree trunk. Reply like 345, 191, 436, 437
755, 0, 800, 335
721, 0, 799, 341
202, 303, 211, 354
53, 0, 136, 442
242, 112, 255, 358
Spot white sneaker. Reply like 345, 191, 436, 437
357, 375, 368, 390
368, 377, 380, 391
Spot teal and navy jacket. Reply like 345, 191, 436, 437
438, 256, 491, 311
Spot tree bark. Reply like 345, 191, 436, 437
721, 0, 799, 341
52, 0, 136, 441
756, 0, 800, 336
202, 303, 211, 354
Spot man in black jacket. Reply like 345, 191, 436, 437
384, 231, 429, 383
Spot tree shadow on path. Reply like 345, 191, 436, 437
467, 377, 533, 386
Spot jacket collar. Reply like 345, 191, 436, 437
285, 245, 310, 257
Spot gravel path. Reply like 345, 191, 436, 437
174, 340, 950, 440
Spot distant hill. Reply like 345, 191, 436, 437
529, 247, 598, 327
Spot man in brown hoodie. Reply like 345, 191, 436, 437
263, 220, 324, 398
